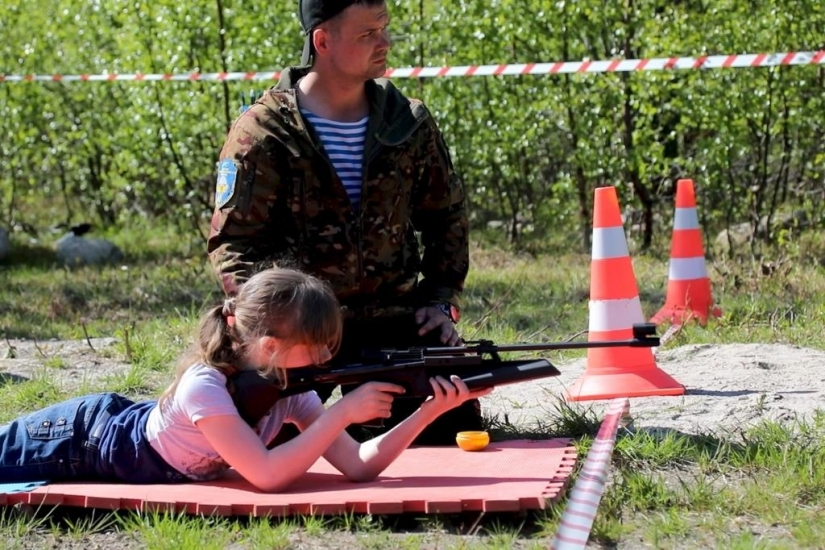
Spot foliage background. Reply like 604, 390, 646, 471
1, 5, 825, 545
1, 0, 823, 253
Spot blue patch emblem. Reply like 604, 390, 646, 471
215, 159, 238, 209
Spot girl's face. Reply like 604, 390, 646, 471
270, 341, 332, 369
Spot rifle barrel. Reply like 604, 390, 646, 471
424, 323, 660, 356
424, 338, 655, 356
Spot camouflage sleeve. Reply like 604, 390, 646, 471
207, 115, 292, 296
410, 110, 470, 309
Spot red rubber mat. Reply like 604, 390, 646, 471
0, 439, 576, 516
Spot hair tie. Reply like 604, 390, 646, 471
222, 298, 236, 327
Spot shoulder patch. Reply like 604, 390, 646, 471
215, 159, 239, 209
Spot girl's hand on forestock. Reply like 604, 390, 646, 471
335, 382, 405, 425
421, 375, 492, 417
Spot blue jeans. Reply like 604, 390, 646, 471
0, 393, 187, 484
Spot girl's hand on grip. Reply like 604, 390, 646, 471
421, 375, 491, 417
334, 382, 405, 425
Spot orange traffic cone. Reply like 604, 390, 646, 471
651, 179, 721, 326
566, 186, 685, 402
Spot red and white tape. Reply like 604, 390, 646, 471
1, 51, 823, 83
551, 398, 630, 550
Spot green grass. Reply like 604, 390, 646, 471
0, 222, 218, 340
1, 222, 825, 547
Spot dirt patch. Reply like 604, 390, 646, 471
1, 338, 133, 391
485, 342, 825, 436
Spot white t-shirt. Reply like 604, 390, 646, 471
145, 363, 321, 481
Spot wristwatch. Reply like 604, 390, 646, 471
435, 302, 460, 324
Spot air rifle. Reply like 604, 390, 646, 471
228, 323, 660, 426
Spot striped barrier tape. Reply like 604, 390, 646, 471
1, 51, 823, 83
551, 398, 631, 550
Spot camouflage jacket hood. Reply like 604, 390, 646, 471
275, 67, 428, 153
207, 67, 469, 317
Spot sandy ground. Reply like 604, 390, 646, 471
3, 337, 824, 437
484, 342, 825, 436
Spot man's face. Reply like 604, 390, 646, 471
319, 2, 391, 81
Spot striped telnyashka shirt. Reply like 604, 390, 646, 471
302, 110, 368, 212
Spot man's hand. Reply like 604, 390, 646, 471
414, 306, 461, 346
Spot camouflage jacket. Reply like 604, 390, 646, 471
207, 67, 469, 317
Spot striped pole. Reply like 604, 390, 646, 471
551, 398, 631, 550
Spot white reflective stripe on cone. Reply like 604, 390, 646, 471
668, 257, 708, 280
591, 227, 629, 260
588, 297, 645, 332
673, 207, 700, 230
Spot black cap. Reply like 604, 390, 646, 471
299, 0, 359, 65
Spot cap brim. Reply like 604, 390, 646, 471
301, 35, 312, 66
